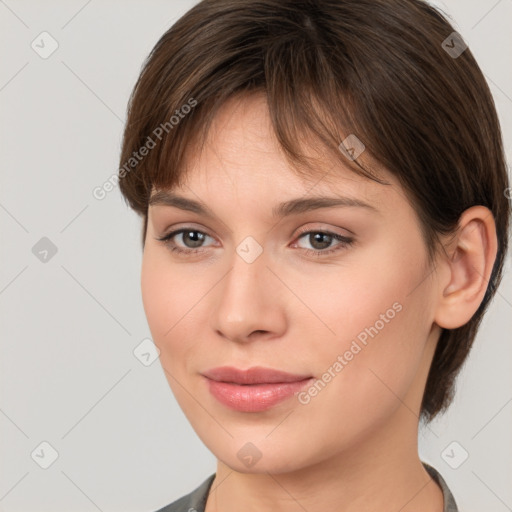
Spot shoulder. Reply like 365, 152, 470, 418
153, 474, 216, 512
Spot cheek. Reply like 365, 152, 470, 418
141, 249, 190, 357
291, 244, 421, 349
141, 251, 169, 340
296, 239, 432, 403
140, 247, 212, 376
140, 249, 215, 428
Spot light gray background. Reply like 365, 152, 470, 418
1, 1, 511, 511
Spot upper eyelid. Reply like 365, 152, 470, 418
151, 208, 359, 236
162, 226, 215, 240
162, 224, 348, 236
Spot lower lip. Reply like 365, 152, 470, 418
205, 378, 313, 412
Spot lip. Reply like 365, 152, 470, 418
201, 366, 314, 412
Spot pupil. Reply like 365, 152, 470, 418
311, 232, 331, 250
185, 231, 204, 248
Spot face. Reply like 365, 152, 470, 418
141, 93, 441, 474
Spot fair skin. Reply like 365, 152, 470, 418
141, 93, 497, 512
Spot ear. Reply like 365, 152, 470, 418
434, 206, 498, 329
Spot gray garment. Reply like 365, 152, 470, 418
155, 462, 458, 512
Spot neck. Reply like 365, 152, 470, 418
205, 407, 444, 512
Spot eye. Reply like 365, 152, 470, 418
293, 229, 354, 257
155, 227, 355, 258
156, 228, 214, 255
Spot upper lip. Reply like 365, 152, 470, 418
202, 366, 312, 385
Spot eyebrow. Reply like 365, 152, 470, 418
148, 191, 379, 218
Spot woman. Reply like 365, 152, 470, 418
117, 0, 510, 510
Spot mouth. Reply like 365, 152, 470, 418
201, 366, 314, 412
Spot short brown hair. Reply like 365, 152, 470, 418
118, 0, 511, 421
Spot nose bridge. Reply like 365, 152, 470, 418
221, 238, 267, 320
211, 235, 283, 341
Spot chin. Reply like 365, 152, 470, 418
220, 452, 304, 475
197, 431, 324, 476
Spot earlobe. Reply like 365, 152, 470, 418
434, 206, 498, 330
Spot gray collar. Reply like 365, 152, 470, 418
423, 462, 459, 511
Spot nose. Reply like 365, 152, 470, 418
210, 244, 287, 344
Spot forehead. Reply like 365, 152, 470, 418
149, 93, 409, 226
175, 93, 396, 196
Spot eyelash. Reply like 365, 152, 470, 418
156, 227, 354, 258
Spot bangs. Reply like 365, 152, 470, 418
118, 2, 396, 212
139, 86, 387, 201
